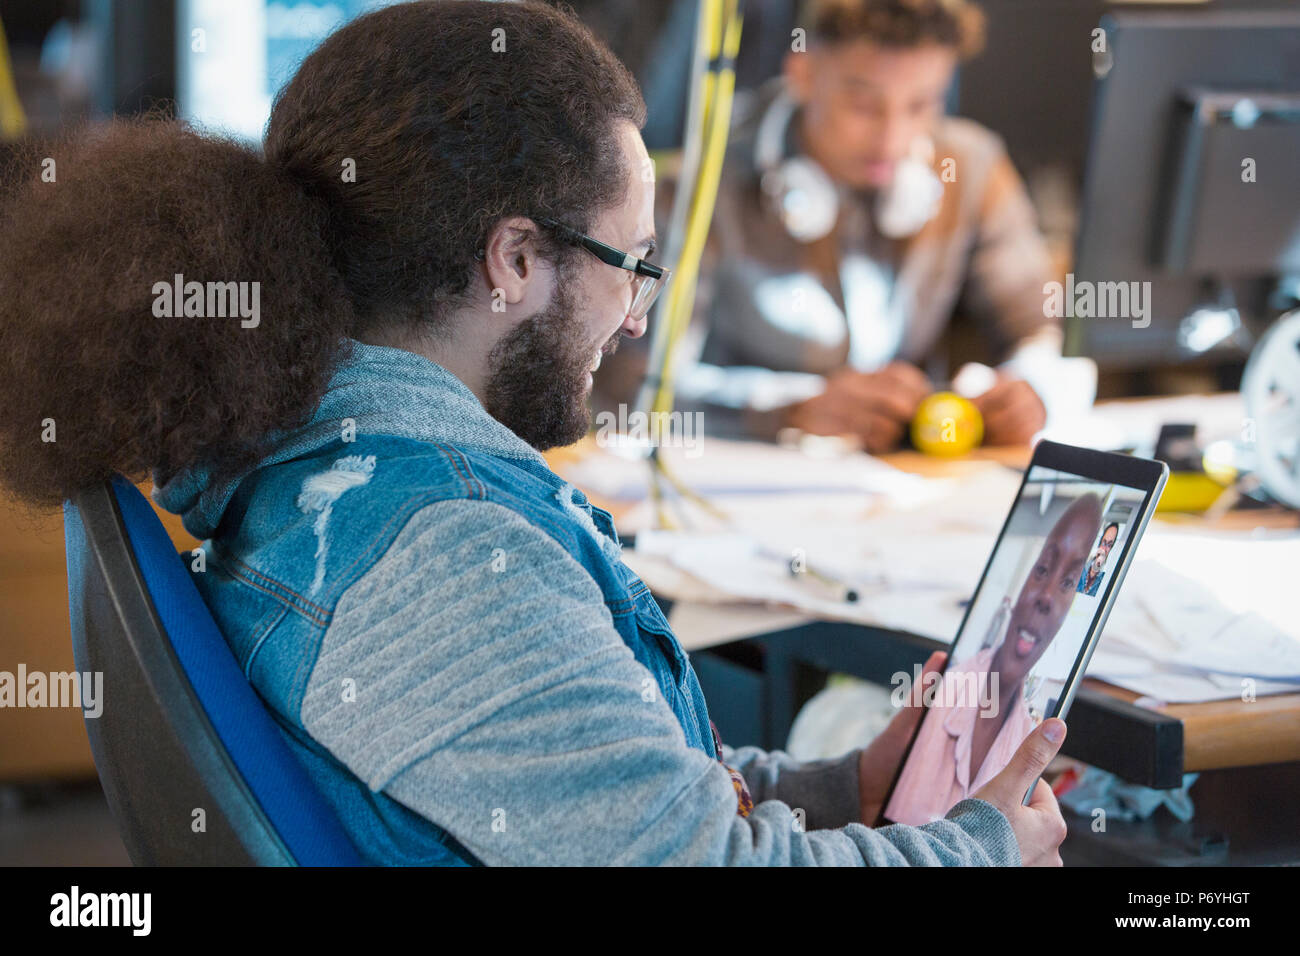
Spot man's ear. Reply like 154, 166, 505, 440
480, 216, 541, 307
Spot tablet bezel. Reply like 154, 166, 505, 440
874, 440, 1169, 827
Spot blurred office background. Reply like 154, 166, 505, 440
1, 0, 1297, 865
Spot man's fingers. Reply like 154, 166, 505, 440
891, 650, 948, 732
789, 397, 903, 453
870, 388, 923, 425
921, 650, 947, 679
808, 365, 941, 449
829, 368, 929, 422
972, 379, 1019, 415
787, 396, 851, 437
1026, 775, 1059, 813
888, 651, 946, 725
994, 719, 1067, 801
977, 380, 1044, 421
790, 390, 911, 456
983, 404, 1040, 445
879, 361, 932, 404
861, 412, 904, 453
824, 392, 900, 448
829, 375, 918, 423
977, 380, 1045, 445
988, 404, 1044, 444
1027, 779, 1068, 866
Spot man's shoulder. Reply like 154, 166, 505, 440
297, 491, 644, 793
236, 434, 595, 609
286, 433, 490, 503
290, 433, 567, 522
933, 116, 1035, 220
333, 496, 614, 618
933, 115, 1011, 168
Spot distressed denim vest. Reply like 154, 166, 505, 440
154, 342, 717, 865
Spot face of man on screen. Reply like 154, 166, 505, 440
1092, 523, 1119, 568
993, 494, 1103, 690
1100, 523, 1119, 554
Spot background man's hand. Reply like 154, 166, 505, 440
784, 361, 931, 454
858, 650, 946, 824
972, 374, 1046, 446
971, 718, 1070, 866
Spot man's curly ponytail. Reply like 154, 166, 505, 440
0, 119, 355, 508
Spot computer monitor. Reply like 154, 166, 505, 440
1067, 11, 1300, 370
177, 0, 400, 142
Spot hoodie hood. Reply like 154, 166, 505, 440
152, 338, 546, 540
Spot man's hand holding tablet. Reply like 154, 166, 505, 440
860, 649, 1072, 866
970, 718, 1070, 866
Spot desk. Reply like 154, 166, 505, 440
0, 484, 198, 781
676, 612, 1300, 861
554, 414, 1300, 863
548, 414, 1300, 784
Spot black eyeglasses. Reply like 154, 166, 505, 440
534, 216, 671, 322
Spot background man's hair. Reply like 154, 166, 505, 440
800, 0, 987, 60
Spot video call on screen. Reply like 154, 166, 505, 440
884, 466, 1147, 825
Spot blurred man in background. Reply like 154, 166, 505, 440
602, 0, 1087, 452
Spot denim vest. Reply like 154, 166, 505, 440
156, 343, 717, 866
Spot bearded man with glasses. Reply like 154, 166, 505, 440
0, 0, 1059, 867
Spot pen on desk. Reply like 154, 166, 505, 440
754, 545, 860, 602
782, 554, 860, 603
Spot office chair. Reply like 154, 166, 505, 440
63, 474, 365, 866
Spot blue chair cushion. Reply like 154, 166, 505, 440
110, 474, 365, 866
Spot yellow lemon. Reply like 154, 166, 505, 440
911, 391, 984, 457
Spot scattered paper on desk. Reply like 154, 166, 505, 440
565, 437, 934, 504
624, 458, 1023, 638
632, 524, 989, 641
1087, 536, 1300, 700
605, 435, 1300, 704
1086, 644, 1298, 703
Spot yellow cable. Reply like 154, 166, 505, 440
644, 0, 742, 529
657, 454, 730, 524
0, 16, 28, 139
654, 0, 741, 416
698, 0, 722, 134
666, 2, 738, 360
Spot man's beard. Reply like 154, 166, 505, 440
483, 277, 616, 450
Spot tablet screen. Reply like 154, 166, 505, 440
881, 463, 1151, 826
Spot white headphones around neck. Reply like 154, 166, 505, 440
754, 89, 944, 243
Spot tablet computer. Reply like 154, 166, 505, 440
876, 440, 1168, 827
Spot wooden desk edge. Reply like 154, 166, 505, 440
1082, 677, 1300, 771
